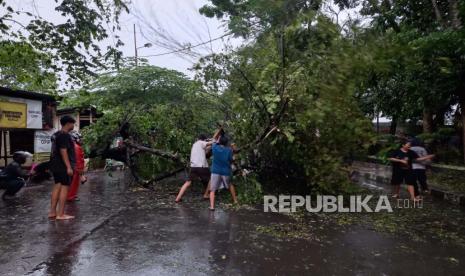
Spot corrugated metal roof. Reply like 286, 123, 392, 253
0, 86, 57, 102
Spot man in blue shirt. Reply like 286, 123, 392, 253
209, 135, 238, 210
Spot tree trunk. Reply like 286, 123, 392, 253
431, 0, 445, 27
433, 107, 447, 129
423, 109, 434, 133
460, 98, 465, 164
448, 0, 462, 29
390, 116, 398, 135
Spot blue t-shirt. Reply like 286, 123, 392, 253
211, 143, 233, 176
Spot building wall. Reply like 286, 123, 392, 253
54, 112, 80, 132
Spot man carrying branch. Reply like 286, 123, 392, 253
175, 133, 215, 203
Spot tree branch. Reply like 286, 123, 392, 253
125, 141, 185, 163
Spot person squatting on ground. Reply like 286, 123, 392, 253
67, 131, 87, 202
0, 151, 31, 200
389, 139, 434, 201
410, 139, 433, 196
209, 135, 238, 210
48, 115, 76, 220
175, 134, 214, 203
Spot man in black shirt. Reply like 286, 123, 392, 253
49, 115, 76, 220
389, 139, 434, 200
1, 151, 30, 200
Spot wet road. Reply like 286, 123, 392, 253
1, 170, 464, 275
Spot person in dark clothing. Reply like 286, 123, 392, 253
389, 139, 434, 200
1, 151, 31, 200
48, 115, 76, 220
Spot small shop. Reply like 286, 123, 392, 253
0, 87, 57, 167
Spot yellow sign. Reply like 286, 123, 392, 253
0, 101, 27, 128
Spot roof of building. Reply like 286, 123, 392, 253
57, 106, 98, 115
0, 86, 57, 102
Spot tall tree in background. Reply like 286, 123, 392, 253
0, 0, 128, 88
0, 41, 57, 92
356, 0, 465, 161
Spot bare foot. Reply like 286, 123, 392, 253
48, 213, 56, 219
56, 214, 75, 220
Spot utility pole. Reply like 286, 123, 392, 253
134, 24, 138, 67
133, 24, 152, 67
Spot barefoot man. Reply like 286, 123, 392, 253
49, 116, 76, 220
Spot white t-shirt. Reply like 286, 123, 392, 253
411, 146, 428, 170
190, 140, 209, 168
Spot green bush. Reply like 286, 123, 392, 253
434, 147, 463, 165
234, 174, 264, 205
416, 133, 440, 145
374, 134, 400, 164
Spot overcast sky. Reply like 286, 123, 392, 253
9, 0, 363, 77
11, 0, 241, 76
117, 0, 242, 74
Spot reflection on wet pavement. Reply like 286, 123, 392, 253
1, 170, 464, 275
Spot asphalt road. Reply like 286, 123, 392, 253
0, 170, 464, 275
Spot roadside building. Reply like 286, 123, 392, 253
0, 87, 57, 167
55, 106, 99, 132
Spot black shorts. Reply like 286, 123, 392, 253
391, 169, 414, 186
52, 171, 72, 186
187, 167, 210, 185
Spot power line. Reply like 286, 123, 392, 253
138, 32, 233, 58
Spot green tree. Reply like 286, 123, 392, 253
0, 40, 57, 92
355, 0, 465, 161
0, 0, 128, 86
65, 65, 223, 179
198, 0, 373, 193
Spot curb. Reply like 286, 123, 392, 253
360, 171, 465, 207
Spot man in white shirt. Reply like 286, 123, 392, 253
411, 140, 434, 195
175, 134, 213, 203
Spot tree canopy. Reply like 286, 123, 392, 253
0, 0, 128, 88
